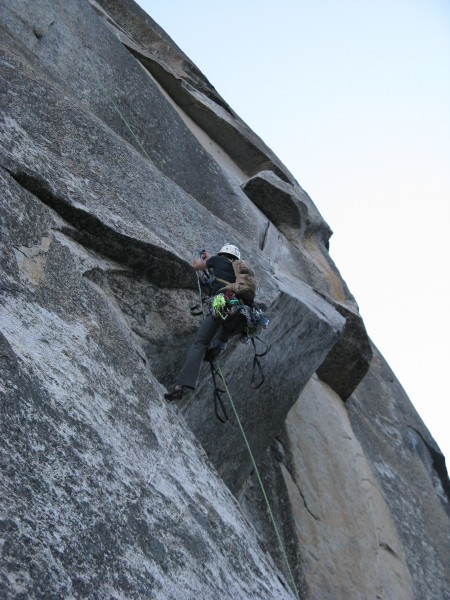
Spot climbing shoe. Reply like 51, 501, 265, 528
203, 347, 221, 363
164, 386, 184, 401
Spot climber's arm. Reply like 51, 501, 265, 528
193, 251, 210, 271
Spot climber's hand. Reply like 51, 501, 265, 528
194, 258, 207, 271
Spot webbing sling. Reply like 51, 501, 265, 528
209, 336, 268, 423
250, 336, 269, 389
209, 361, 229, 423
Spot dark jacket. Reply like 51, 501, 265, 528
206, 255, 236, 295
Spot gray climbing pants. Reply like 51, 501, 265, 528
177, 314, 244, 389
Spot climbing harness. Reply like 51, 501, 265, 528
208, 292, 270, 341
210, 290, 242, 321
215, 361, 301, 600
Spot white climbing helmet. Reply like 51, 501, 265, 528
218, 243, 241, 260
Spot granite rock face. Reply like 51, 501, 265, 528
1, 1, 448, 599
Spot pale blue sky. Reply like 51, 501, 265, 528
135, 0, 450, 461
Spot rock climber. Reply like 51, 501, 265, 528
164, 243, 247, 401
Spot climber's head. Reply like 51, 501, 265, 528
218, 243, 240, 261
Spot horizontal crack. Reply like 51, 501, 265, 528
6, 166, 195, 289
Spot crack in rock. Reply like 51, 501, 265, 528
6, 166, 195, 289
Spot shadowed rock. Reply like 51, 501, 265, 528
316, 300, 373, 400
242, 171, 308, 242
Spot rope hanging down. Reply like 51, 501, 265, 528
215, 361, 301, 600
109, 91, 205, 250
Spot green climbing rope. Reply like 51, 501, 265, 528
215, 361, 301, 600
